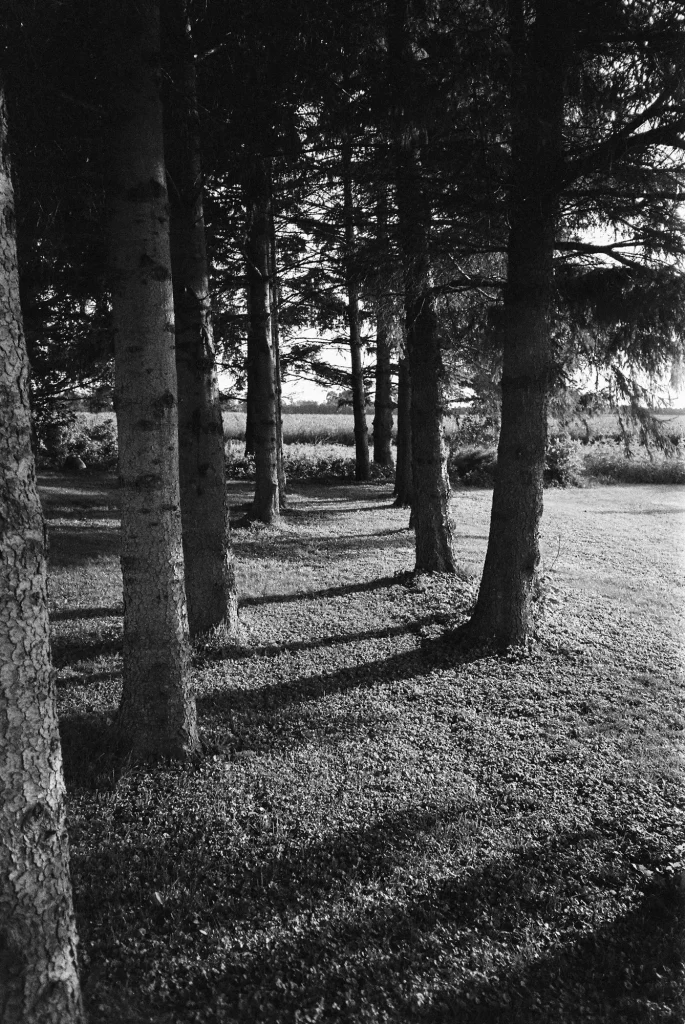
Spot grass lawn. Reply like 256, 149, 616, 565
44, 474, 685, 1023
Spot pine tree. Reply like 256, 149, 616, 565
108, 0, 200, 758
164, 0, 238, 638
388, 0, 456, 572
463, 0, 685, 647
243, 154, 280, 523
0, 73, 84, 1024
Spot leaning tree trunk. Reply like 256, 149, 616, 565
268, 176, 287, 504
389, 0, 456, 572
466, 0, 569, 647
0, 77, 84, 1024
394, 344, 413, 507
342, 141, 371, 482
243, 155, 279, 523
109, 0, 199, 759
373, 193, 395, 468
165, 0, 238, 638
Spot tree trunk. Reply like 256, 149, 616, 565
244, 363, 256, 457
165, 0, 238, 638
373, 193, 395, 468
243, 155, 279, 523
388, 0, 456, 572
268, 174, 287, 505
394, 345, 413, 507
466, 0, 569, 647
342, 141, 371, 482
0, 77, 84, 1024
109, 0, 199, 759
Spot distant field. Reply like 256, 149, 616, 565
76, 408, 685, 444
223, 409, 685, 446
223, 412, 381, 446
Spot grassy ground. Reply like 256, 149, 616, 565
45, 475, 685, 1023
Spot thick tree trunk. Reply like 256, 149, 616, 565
394, 345, 413, 506
165, 1, 238, 638
109, 0, 199, 759
373, 195, 395, 468
466, 0, 569, 647
244, 364, 256, 457
0, 78, 84, 1024
268, 178, 287, 505
342, 142, 371, 482
388, 0, 456, 572
243, 156, 279, 523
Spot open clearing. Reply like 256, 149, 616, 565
44, 476, 685, 1023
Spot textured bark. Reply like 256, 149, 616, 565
389, 0, 456, 571
342, 142, 371, 482
394, 346, 413, 507
0, 78, 85, 1024
268, 181, 287, 505
243, 156, 279, 523
109, 0, 199, 759
244, 364, 256, 457
165, 1, 238, 638
373, 195, 395, 468
467, 0, 570, 647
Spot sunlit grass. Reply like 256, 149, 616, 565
45, 475, 685, 1023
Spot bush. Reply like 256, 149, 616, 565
448, 445, 497, 487
544, 435, 583, 487
225, 442, 394, 482
582, 440, 685, 484
39, 412, 118, 470
449, 412, 499, 447
448, 435, 583, 488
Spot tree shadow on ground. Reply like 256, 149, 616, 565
48, 525, 121, 566
224, 869, 684, 1023
72, 789, 684, 1022
594, 508, 685, 516
239, 573, 407, 607
198, 628, 480, 724
202, 614, 448, 664
240, 827, 682, 1020
57, 669, 119, 689
59, 713, 126, 790
51, 605, 123, 622
281, 500, 400, 520
232, 530, 413, 563
46, 506, 120, 523
51, 631, 122, 668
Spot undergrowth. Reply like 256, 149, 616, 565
38, 411, 685, 487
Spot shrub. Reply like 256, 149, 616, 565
582, 440, 685, 484
225, 442, 394, 482
448, 445, 497, 487
544, 435, 583, 487
449, 412, 499, 447
39, 412, 118, 470
448, 435, 583, 488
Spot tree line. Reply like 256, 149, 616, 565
1, 0, 684, 1018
